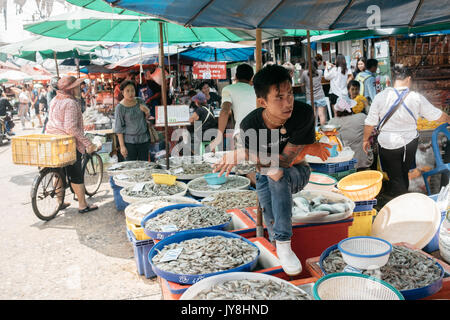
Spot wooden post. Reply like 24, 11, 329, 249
53, 52, 59, 78
255, 28, 262, 72
255, 28, 264, 237
159, 22, 170, 169
307, 30, 315, 109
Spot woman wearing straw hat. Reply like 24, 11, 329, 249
46, 76, 99, 214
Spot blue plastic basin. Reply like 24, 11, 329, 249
319, 244, 445, 300
148, 229, 260, 285
204, 172, 227, 185
140, 203, 231, 240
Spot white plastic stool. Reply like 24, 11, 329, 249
325, 97, 333, 120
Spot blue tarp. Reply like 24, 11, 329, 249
104, 0, 450, 30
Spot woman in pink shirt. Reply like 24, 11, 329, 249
46, 76, 99, 213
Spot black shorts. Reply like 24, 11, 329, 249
66, 151, 84, 184
329, 93, 339, 106
34, 104, 40, 114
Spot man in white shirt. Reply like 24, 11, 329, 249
209, 63, 256, 152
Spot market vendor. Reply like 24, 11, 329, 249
213, 64, 330, 276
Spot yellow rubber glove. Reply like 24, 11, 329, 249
291, 142, 331, 166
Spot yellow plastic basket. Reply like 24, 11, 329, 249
126, 217, 151, 241
348, 209, 377, 237
12, 134, 76, 168
337, 170, 383, 201
151, 173, 176, 186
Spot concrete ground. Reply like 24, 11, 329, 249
0, 120, 162, 300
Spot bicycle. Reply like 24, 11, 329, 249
30, 152, 104, 221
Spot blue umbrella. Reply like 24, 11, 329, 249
179, 42, 266, 62
104, 0, 450, 30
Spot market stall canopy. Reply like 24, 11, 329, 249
23, 9, 286, 43
179, 42, 266, 62
304, 22, 450, 42
67, 0, 147, 16
0, 70, 32, 82
60, 58, 93, 66
80, 64, 117, 74
104, 0, 450, 30
0, 60, 21, 71
106, 45, 188, 68
0, 35, 103, 62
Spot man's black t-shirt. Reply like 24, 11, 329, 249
239, 100, 315, 157
195, 105, 217, 133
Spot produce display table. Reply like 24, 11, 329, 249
305, 242, 450, 300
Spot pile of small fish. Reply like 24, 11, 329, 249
123, 182, 185, 198
126, 199, 195, 223
144, 206, 231, 232
292, 195, 353, 216
202, 191, 258, 210
192, 279, 312, 300
108, 161, 157, 172
115, 168, 168, 184
322, 245, 442, 291
189, 175, 249, 191
169, 163, 213, 176
157, 156, 203, 168
234, 162, 257, 175
152, 236, 259, 275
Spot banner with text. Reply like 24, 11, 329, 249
192, 62, 227, 79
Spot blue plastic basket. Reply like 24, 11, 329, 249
422, 194, 447, 253
309, 159, 357, 174
140, 203, 231, 240
127, 229, 156, 279
354, 199, 377, 213
148, 229, 260, 285
109, 177, 129, 211
319, 243, 445, 300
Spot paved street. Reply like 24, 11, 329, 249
0, 122, 162, 299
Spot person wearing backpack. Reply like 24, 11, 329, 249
355, 58, 378, 107
363, 65, 449, 198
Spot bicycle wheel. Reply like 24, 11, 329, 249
83, 152, 103, 197
31, 168, 66, 221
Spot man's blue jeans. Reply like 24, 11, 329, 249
255, 164, 311, 242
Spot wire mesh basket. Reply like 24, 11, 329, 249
313, 273, 404, 300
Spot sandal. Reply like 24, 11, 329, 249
59, 202, 71, 210
78, 205, 99, 214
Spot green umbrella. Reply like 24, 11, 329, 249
23, 10, 286, 43
67, 0, 147, 16
0, 35, 101, 62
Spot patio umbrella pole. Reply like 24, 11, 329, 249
307, 30, 315, 113
53, 52, 59, 78
159, 22, 170, 169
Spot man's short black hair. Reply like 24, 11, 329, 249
188, 90, 197, 97
253, 64, 292, 99
347, 80, 360, 90
235, 63, 254, 82
120, 80, 137, 92
366, 58, 378, 70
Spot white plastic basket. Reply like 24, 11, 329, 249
338, 236, 392, 270
313, 273, 404, 300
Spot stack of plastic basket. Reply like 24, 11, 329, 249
336, 171, 383, 237
309, 159, 357, 182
